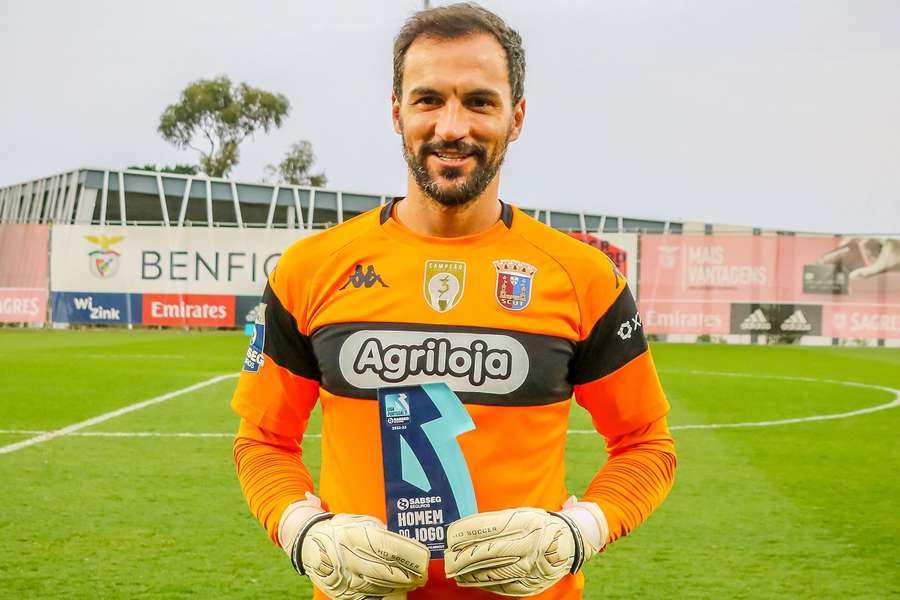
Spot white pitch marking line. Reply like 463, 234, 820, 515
1, 372, 897, 443
0, 374, 238, 455
571, 371, 900, 433
0, 430, 321, 439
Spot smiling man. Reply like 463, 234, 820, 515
232, 4, 676, 599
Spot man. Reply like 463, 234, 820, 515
232, 4, 676, 599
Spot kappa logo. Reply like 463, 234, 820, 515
617, 312, 643, 340
493, 259, 537, 311
424, 260, 466, 313
340, 264, 388, 289
740, 308, 772, 331
85, 235, 125, 279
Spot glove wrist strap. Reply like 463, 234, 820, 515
549, 510, 585, 574
290, 511, 335, 576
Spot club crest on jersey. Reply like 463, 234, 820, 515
424, 260, 466, 313
493, 259, 537, 311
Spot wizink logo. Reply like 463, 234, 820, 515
338, 330, 529, 394
85, 235, 124, 279
73, 296, 121, 320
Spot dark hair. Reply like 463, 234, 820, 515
393, 2, 526, 104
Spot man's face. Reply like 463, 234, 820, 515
392, 33, 525, 207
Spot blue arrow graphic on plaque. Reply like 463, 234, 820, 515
419, 383, 477, 518
399, 435, 432, 492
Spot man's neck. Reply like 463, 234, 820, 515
396, 175, 502, 238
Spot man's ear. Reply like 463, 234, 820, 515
391, 93, 402, 134
508, 97, 526, 142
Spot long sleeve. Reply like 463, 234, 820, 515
233, 418, 315, 545
581, 416, 676, 543
566, 269, 676, 544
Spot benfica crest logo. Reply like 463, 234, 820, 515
493, 259, 537, 311
424, 260, 466, 313
85, 235, 125, 279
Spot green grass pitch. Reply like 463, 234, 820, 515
0, 329, 898, 599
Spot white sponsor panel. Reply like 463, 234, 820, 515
51, 225, 314, 295
338, 330, 530, 394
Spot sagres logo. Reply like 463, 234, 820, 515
85, 235, 124, 279
338, 330, 529, 394
424, 260, 465, 313
493, 259, 537, 311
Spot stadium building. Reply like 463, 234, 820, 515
0, 167, 896, 346
0, 166, 685, 233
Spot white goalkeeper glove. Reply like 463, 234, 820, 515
444, 496, 609, 597
278, 493, 430, 600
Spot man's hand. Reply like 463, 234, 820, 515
279, 493, 430, 600
444, 497, 608, 597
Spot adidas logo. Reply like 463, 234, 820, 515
740, 308, 771, 331
780, 309, 812, 332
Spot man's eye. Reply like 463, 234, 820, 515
415, 96, 440, 105
468, 98, 494, 108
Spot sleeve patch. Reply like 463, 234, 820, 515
242, 302, 267, 373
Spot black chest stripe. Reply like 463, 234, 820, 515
569, 287, 648, 385
262, 284, 322, 381
311, 322, 575, 407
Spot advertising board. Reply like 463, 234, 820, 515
50, 225, 312, 296
0, 224, 49, 323
639, 234, 900, 339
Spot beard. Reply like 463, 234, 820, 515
401, 127, 511, 208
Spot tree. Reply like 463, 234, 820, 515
158, 76, 290, 178
127, 164, 199, 175
264, 140, 328, 187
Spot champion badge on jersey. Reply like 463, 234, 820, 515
379, 383, 477, 559
493, 259, 537, 311
423, 260, 466, 313
242, 302, 266, 373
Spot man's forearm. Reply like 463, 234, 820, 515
233, 418, 315, 544
581, 417, 676, 543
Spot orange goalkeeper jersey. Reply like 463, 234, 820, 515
232, 200, 675, 599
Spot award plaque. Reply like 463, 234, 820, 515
378, 383, 477, 559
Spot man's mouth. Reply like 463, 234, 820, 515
432, 153, 473, 164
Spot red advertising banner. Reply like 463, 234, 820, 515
639, 235, 900, 339
142, 293, 235, 327
0, 224, 49, 323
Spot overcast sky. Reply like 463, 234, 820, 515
2, 0, 898, 234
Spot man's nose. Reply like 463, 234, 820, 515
434, 101, 469, 141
